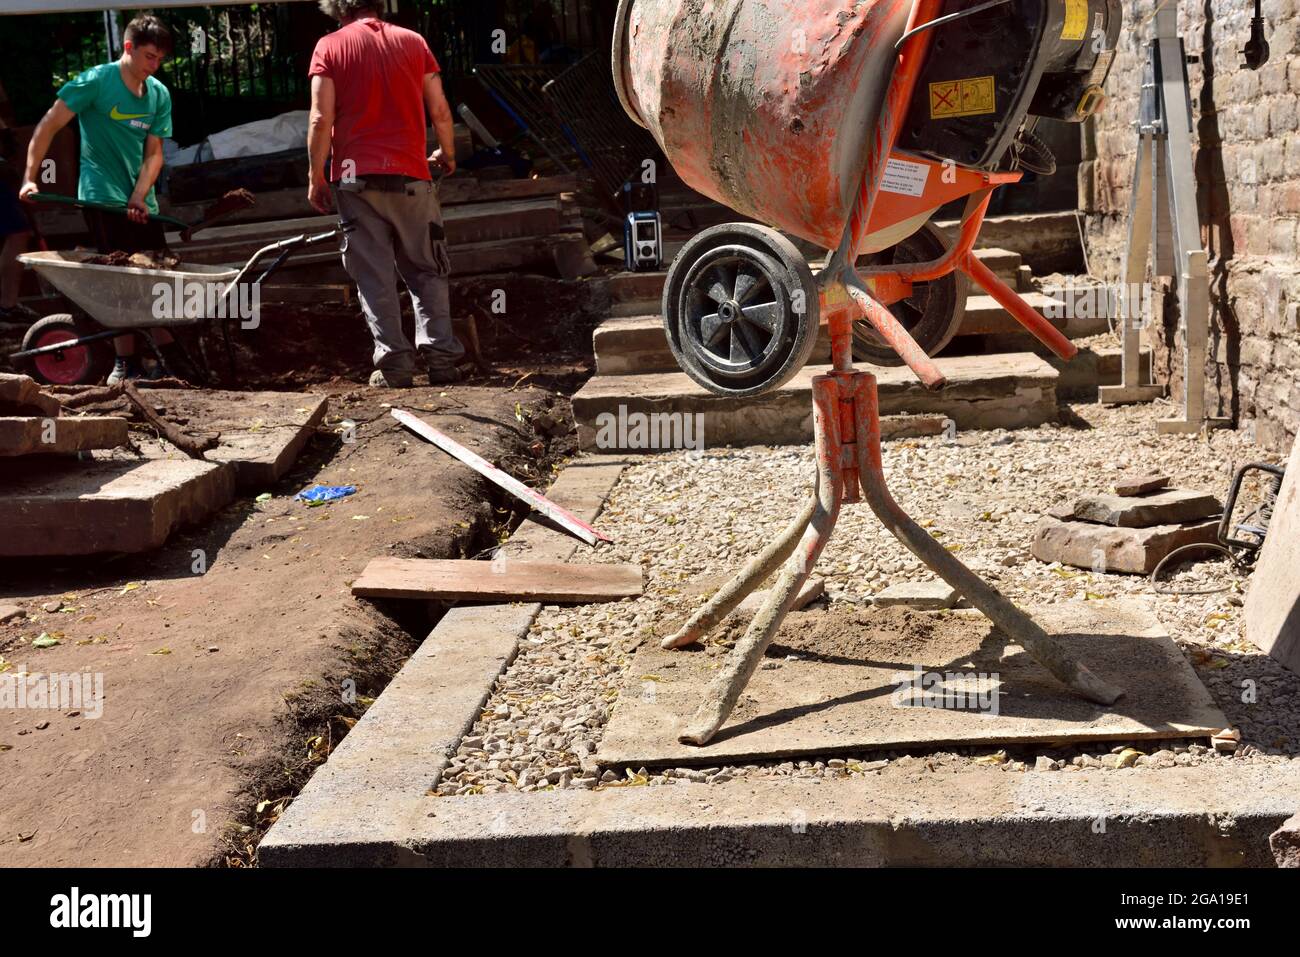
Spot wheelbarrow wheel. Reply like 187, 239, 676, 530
851, 223, 968, 366
20, 314, 114, 386
663, 223, 819, 398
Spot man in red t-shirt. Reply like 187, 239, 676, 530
308, 0, 464, 387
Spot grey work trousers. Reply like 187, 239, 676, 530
333, 179, 465, 374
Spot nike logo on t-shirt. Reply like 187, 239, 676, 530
110, 106, 149, 121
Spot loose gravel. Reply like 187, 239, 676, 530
436, 399, 1299, 796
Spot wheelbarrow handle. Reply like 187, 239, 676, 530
225, 228, 342, 299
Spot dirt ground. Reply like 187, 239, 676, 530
0, 283, 593, 865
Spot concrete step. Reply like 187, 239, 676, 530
0, 456, 237, 557
955, 291, 1067, 337
1050, 345, 1154, 401
605, 246, 1028, 317
572, 352, 1059, 452
593, 289, 1068, 376
0, 416, 128, 456
934, 210, 1083, 275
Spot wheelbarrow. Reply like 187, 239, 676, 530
612, 0, 1126, 744
11, 229, 340, 385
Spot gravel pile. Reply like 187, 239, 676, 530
435, 399, 1299, 796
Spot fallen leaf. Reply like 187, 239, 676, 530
149, 647, 172, 656
31, 633, 59, 649
119, 582, 143, 595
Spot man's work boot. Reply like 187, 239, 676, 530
427, 364, 462, 386
369, 368, 414, 388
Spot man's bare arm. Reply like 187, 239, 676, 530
307, 74, 336, 213
423, 73, 455, 175
20, 99, 76, 198
124, 134, 164, 224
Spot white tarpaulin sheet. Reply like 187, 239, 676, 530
205, 110, 309, 160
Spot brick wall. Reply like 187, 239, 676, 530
1083, 0, 1300, 452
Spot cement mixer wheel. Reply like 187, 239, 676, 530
851, 223, 968, 366
663, 223, 819, 398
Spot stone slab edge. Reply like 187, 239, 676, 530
231, 394, 329, 487
262, 757, 1300, 868
260, 457, 631, 864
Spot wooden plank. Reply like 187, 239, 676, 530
260, 284, 353, 304
221, 231, 588, 278
392, 407, 610, 544
156, 174, 581, 231
1245, 434, 1300, 676
351, 557, 642, 602
170, 198, 565, 262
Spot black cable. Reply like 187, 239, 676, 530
1149, 542, 1249, 595
894, 0, 1013, 49
1011, 128, 1057, 175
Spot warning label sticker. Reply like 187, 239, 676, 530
928, 76, 996, 119
1061, 0, 1087, 41
880, 157, 930, 197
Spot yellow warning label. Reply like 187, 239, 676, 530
1061, 0, 1088, 41
928, 76, 996, 119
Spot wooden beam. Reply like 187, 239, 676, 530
168, 198, 567, 260
351, 557, 642, 602
217, 231, 589, 278
154, 174, 581, 234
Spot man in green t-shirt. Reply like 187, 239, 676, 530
20, 15, 178, 384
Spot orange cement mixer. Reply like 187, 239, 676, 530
613, 0, 1120, 394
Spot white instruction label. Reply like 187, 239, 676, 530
880, 157, 930, 197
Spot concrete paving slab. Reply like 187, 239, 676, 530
873, 580, 959, 609
138, 390, 327, 487
0, 455, 236, 556
1072, 488, 1222, 528
1032, 515, 1220, 575
594, 599, 1225, 770
573, 353, 1059, 451
1246, 433, 1300, 676
0, 416, 127, 456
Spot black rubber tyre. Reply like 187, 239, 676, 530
851, 223, 968, 366
662, 223, 819, 397
19, 313, 114, 386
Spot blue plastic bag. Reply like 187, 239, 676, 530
295, 484, 357, 505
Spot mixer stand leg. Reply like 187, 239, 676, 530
672, 371, 1123, 747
